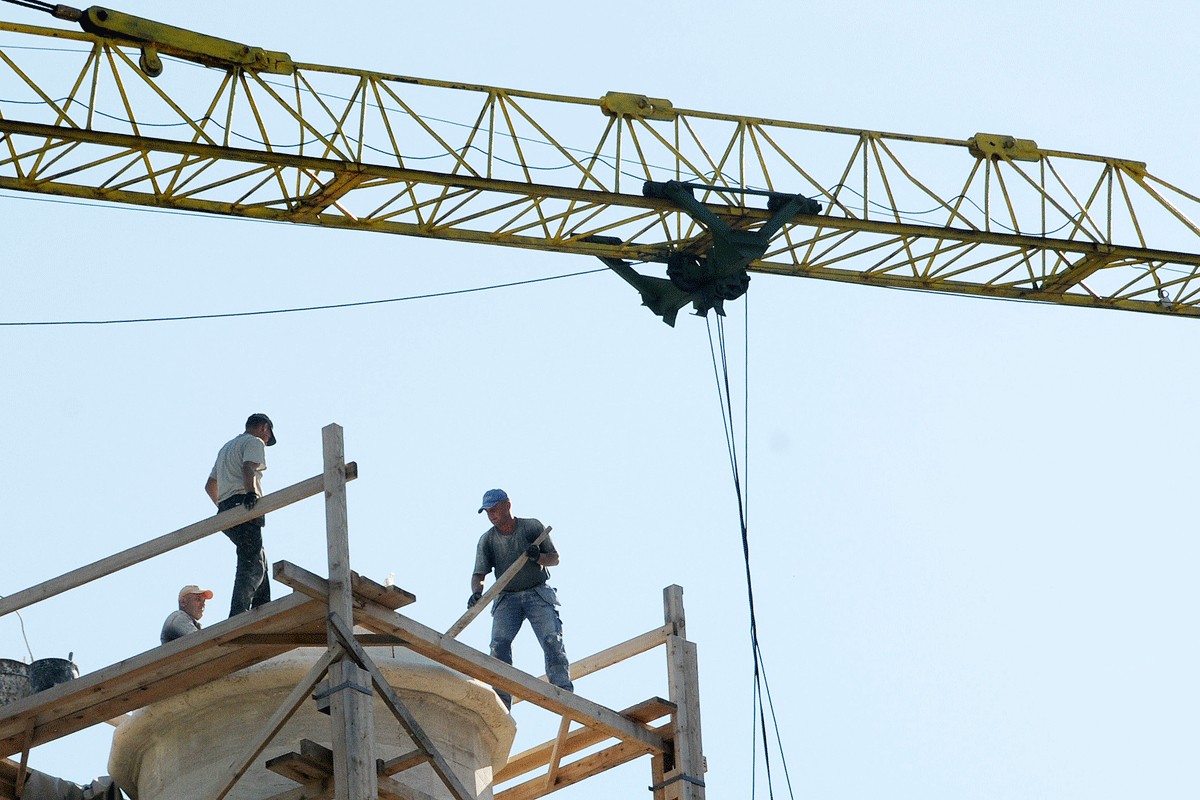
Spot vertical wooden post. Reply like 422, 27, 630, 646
323, 424, 377, 800
663, 585, 705, 800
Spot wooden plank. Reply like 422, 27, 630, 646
266, 752, 331, 785
495, 698, 673, 783
0, 758, 19, 800
496, 726, 671, 800
650, 752, 668, 800
663, 584, 704, 800
266, 739, 335, 785
0, 592, 325, 756
544, 716, 572, 790
663, 585, 685, 638
328, 613, 474, 800
13, 722, 31, 800
0, 463, 357, 620
445, 526, 552, 638
378, 774, 440, 800
512, 625, 670, 706
230, 633, 405, 647
350, 572, 416, 611
276, 562, 666, 755
262, 784, 331, 800
322, 424, 378, 800
378, 750, 430, 777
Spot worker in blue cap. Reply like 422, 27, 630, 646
469, 488, 573, 709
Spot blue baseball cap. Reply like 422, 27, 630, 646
478, 488, 509, 513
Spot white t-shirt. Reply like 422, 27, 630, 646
209, 433, 267, 502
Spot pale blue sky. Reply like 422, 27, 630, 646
2, 2, 1198, 798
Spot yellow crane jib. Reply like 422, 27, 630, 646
50, 4, 293, 77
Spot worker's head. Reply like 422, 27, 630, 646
245, 413, 277, 446
478, 488, 512, 525
178, 585, 213, 621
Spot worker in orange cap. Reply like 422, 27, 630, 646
160, 584, 214, 644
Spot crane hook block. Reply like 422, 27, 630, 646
75, 6, 294, 77
600, 92, 676, 121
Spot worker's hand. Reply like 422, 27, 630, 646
467, 592, 483, 609
242, 492, 258, 510
524, 544, 541, 562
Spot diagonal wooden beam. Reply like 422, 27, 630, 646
275, 561, 667, 755
445, 527, 551, 638
212, 646, 340, 800
327, 613, 476, 800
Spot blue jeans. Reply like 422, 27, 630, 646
225, 521, 270, 616
490, 585, 573, 708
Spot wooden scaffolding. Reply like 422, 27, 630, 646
0, 424, 705, 800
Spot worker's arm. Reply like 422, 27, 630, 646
241, 461, 262, 495
471, 572, 486, 595
529, 549, 560, 567
204, 477, 218, 506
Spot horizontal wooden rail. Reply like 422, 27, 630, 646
496, 698, 673, 783
0, 463, 356, 619
512, 624, 671, 707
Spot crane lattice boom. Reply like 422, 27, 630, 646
4, 13, 1200, 318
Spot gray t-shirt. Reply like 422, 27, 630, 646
160, 609, 201, 644
473, 517, 555, 593
209, 433, 267, 502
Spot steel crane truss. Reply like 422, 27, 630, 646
4, 18, 1200, 317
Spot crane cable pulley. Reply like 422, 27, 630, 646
586, 183, 822, 325
0, 0, 293, 76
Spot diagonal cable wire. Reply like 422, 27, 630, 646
0, 268, 610, 326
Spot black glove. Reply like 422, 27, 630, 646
242, 492, 258, 510
467, 591, 482, 609
525, 544, 541, 562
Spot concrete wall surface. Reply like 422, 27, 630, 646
108, 646, 516, 800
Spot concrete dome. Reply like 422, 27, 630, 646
109, 646, 516, 800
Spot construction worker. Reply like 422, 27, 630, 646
205, 413, 276, 617
468, 488, 573, 709
161, 585, 213, 644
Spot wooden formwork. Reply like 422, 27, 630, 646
0, 424, 705, 800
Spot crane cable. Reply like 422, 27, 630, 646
0, 265, 612, 326
705, 301, 795, 800
0, 595, 36, 663
0, 0, 59, 14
